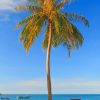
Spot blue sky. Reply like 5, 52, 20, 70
0, 0, 100, 94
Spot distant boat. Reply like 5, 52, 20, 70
70, 99, 81, 100
17, 96, 31, 99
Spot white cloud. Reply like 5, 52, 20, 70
0, 0, 16, 11
52, 80, 100, 94
0, 79, 100, 94
0, 80, 47, 94
0, 0, 27, 11
0, 0, 27, 22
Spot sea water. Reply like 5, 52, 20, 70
0, 94, 100, 100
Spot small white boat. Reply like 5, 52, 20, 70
17, 96, 31, 99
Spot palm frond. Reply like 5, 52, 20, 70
53, 1, 63, 10
20, 15, 47, 52
52, 12, 74, 36
71, 23, 84, 46
62, 22, 84, 53
15, 5, 42, 12
53, 0, 75, 10
16, 13, 43, 28
56, 18, 84, 57
16, 14, 34, 28
28, 0, 51, 7
52, 15, 60, 35
42, 25, 49, 49
42, 24, 62, 49
61, 0, 76, 5
64, 12, 89, 27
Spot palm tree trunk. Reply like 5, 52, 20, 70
46, 21, 52, 100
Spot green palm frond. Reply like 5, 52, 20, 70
53, 0, 75, 10
16, 14, 34, 28
64, 12, 89, 27
61, 0, 76, 5
51, 23, 62, 47
16, 13, 42, 28
16, 5, 42, 12
42, 25, 49, 49
20, 15, 47, 52
71, 23, 84, 46
52, 14, 60, 35
42, 24, 62, 49
62, 22, 84, 56
53, 1, 63, 10
52, 12, 74, 35
28, 0, 45, 6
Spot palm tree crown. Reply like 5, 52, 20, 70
16, 0, 89, 56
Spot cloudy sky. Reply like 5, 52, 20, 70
0, 0, 16, 11
0, 0, 100, 94
0, 0, 27, 11
0, 0, 27, 22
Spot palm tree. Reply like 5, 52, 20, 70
16, 0, 89, 100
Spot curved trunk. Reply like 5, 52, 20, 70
46, 21, 52, 100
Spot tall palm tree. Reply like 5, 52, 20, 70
16, 0, 89, 100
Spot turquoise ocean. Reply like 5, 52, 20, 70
0, 94, 100, 100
